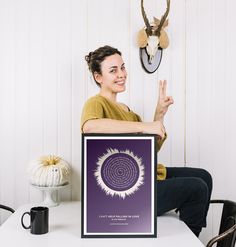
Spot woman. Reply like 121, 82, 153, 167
81, 45, 212, 237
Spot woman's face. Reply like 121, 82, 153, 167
95, 54, 127, 95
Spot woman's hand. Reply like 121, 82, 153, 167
154, 80, 174, 122
143, 121, 166, 139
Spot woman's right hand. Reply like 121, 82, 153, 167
154, 80, 174, 122
143, 121, 166, 139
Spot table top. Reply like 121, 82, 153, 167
0, 201, 204, 247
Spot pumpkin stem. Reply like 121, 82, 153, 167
40, 155, 61, 166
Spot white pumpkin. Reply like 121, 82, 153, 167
28, 155, 70, 187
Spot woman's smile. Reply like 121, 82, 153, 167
115, 80, 126, 85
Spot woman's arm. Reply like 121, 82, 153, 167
83, 119, 166, 139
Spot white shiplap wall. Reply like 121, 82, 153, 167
1, 0, 236, 245
186, 0, 236, 243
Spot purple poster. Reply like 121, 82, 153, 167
81, 134, 157, 238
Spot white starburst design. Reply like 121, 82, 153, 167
94, 148, 144, 199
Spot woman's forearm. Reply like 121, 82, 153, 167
82, 119, 165, 138
83, 119, 144, 133
154, 107, 164, 123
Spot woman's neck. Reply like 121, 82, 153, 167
99, 90, 117, 102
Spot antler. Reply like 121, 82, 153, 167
154, 0, 170, 36
141, 0, 152, 36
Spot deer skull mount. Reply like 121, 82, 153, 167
137, 0, 170, 73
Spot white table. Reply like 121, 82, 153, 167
0, 201, 204, 247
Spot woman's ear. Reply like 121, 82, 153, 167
94, 72, 102, 85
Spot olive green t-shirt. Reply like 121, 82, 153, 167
81, 94, 167, 180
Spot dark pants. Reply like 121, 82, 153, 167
156, 167, 213, 237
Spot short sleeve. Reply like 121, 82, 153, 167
157, 133, 167, 152
81, 98, 104, 132
135, 114, 142, 122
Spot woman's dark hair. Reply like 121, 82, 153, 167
85, 45, 122, 86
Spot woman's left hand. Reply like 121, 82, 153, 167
155, 80, 174, 122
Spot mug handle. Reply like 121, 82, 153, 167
21, 212, 31, 229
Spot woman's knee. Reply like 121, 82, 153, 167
190, 177, 209, 201
196, 168, 213, 192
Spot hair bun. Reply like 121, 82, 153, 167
85, 52, 93, 64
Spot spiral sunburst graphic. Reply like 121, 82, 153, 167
94, 148, 144, 199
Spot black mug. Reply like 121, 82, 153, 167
21, 206, 49, 234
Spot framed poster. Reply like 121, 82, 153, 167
81, 133, 157, 238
